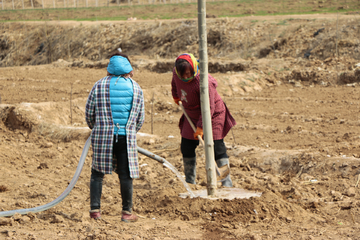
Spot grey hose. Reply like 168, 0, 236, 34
137, 146, 165, 163
0, 137, 91, 217
0, 138, 182, 218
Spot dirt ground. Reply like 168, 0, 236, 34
1, 13, 360, 240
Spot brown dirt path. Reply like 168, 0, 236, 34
1, 60, 360, 239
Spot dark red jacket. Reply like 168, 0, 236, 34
171, 68, 236, 140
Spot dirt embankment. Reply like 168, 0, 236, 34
1, 15, 360, 87
1, 16, 359, 65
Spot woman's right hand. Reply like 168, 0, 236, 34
173, 98, 180, 105
193, 127, 203, 140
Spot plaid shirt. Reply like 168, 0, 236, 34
85, 76, 145, 177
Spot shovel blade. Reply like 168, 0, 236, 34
217, 165, 230, 181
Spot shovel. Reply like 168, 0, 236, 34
178, 101, 230, 181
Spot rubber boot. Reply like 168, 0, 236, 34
216, 158, 233, 187
183, 157, 196, 184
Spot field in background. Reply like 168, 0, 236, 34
0, 0, 359, 21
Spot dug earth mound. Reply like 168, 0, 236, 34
1, 14, 360, 239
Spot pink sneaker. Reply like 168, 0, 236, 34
121, 211, 138, 223
89, 209, 101, 220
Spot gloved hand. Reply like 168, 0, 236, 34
193, 127, 203, 140
173, 98, 180, 105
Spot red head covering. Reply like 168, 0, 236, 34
175, 53, 199, 82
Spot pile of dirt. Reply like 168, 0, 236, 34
0, 99, 90, 142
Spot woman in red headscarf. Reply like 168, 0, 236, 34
171, 53, 236, 187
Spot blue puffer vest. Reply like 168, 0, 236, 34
107, 55, 134, 141
110, 77, 133, 139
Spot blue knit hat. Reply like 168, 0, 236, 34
107, 56, 133, 76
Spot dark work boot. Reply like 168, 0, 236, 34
216, 158, 233, 187
183, 157, 196, 184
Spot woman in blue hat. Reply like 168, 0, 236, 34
85, 51, 145, 222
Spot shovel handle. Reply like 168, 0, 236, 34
179, 101, 222, 176
178, 101, 205, 147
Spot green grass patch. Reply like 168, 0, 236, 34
277, 20, 288, 25
0, 0, 359, 22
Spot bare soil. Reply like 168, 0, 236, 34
1, 13, 360, 240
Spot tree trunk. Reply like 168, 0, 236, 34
197, 0, 217, 197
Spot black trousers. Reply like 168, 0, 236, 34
90, 136, 133, 212
180, 137, 228, 160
